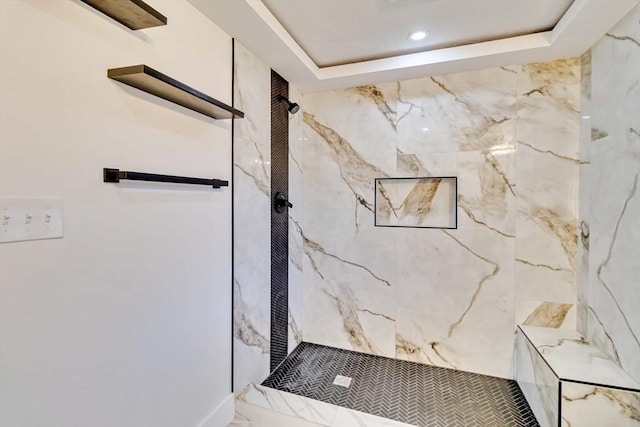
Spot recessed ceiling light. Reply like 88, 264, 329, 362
409, 30, 428, 41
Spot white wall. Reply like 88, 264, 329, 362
0, 1, 234, 426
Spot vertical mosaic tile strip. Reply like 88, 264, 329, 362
270, 70, 290, 371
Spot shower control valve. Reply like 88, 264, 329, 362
274, 192, 293, 213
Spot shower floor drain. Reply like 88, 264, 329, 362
332, 375, 352, 388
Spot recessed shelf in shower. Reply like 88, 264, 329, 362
374, 176, 457, 229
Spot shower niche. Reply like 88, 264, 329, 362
374, 176, 457, 229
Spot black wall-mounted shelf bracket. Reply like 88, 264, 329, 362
104, 168, 228, 188
108, 65, 244, 120
81, 0, 167, 30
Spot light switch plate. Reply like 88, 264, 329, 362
0, 198, 63, 243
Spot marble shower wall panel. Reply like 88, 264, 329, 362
302, 85, 398, 357
586, 5, 640, 384
395, 66, 518, 154
396, 151, 458, 178
561, 382, 640, 427
514, 58, 580, 329
233, 43, 272, 392
302, 85, 400, 284
302, 84, 398, 239
301, 228, 398, 357
457, 149, 515, 236
302, 59, 579, 379
395, 228, 515, 378
515, 330, 558, 427
288, 84, 304, 353
576, 50, 592, 335
514, 300, 575, 329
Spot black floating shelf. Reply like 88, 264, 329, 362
108, 65, 244, 120
104, 168, 228, 188
81, 0, 167, 30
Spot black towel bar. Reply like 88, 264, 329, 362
103, 168, 228, 188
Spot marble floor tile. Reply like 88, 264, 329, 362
239, 384, 338, 426
330, 408, 417, 427
235, 383, 422, 427
228, 401, 326, 427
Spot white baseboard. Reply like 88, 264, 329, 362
197, 393, 235, 427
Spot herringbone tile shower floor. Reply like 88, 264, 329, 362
262, 342, 539, 427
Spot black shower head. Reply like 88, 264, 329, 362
278, 95, 300, 114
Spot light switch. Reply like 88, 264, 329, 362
0, 198, 63, 243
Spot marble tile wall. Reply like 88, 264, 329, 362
561, 382, 640, 427
288, 84, 304, 354
514, 59, 580, 329
580, 4, 640, 384
301, 59, 580, 379
516, 325, 640, 427
576, 48, 591, 336
519, 326, 640, 390
515, 329, 558, 427
233, 42, 272, 392
233, 43, 304, 392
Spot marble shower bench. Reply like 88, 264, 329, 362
516, 325, 640, 427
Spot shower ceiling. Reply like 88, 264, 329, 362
188, 0, 638, 91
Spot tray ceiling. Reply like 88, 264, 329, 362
188, 0, 639, 91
